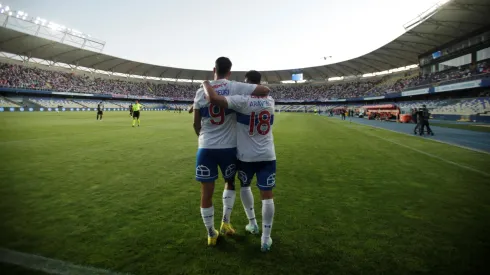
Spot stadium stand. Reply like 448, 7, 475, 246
430, 97, 490, 115
29, 98, 83, 108
1, 61, 488, 101
0, 97, 20, 107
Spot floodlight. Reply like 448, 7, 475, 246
24, 13, 28, 17
0, 4, 2, 8
5, 6, 9, 11
17, 11, 23, 15
8, 11, 12, 16
0, 9, 3, 14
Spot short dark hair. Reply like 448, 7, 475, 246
215, 57, 232, 78
245, 70, 261, 84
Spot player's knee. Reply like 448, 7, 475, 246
225, 180, 235, 190
260, 190, 273, 200
240, 180, 251, 188
200, 182, 215, 196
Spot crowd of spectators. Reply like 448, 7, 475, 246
1, 61, 489, 101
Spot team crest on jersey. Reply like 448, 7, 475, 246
196, 165, 211, 178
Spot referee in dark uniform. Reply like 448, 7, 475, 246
96, 101, 104, 121
419, 105, 434, 136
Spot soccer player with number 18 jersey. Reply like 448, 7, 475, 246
203, 70, 276, 252
193, 57, 270, 246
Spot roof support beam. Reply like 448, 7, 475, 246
406, 31, 457, 40
19, 42, 58, 57
325, 66, 343, 77
302, 71, 314, 81
126, 63, 146, 74
0, 34, 29, 46
361, 56, 396, 68
449, 3, 490, 16
394, 40, 435, 49
350, 59, 384, 73
311, 67, 328, 79
159, 69, 169, 78
373, 51, 415, 64
274, 71, 283, 82
383, 46, 421, 55
47, 48, 82, 61
261, 72, 269, 83
175, 70, 183, 80
107, 60, 131, 71
72, 53, 101, 64
424, 19, 468, 34
142, 66, 156, 76
338, 63, 363, 76
89, 57, 118, 68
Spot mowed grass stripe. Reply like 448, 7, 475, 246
1, 112, 489, 275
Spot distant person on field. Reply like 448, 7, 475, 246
97, 101, 104, 121
132, 100, 142, 127
419, 104, 434, 136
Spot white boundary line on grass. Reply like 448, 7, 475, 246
361, 129, 490, 177
0, 248, 130, 275
327, 117, 490, 177
325, 116, 490, 156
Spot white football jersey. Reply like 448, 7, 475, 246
193, 79, 257, 149
226, 95, 276, 162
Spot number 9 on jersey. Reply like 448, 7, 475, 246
209, 104, 225, 125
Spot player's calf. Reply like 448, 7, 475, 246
220, 178, 236, 236
200, 182, 219, 245
260, 190, 274, 252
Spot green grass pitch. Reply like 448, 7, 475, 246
0, 111, 489, 275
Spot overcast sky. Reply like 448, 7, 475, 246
8, 0, 441, 71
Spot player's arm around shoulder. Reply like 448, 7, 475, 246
251, 85, 271, 96
202, 80, 229, 109
231, 81, 271, 96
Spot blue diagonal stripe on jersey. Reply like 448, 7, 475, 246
236, 112, 274, 126
199, 106, 234, 117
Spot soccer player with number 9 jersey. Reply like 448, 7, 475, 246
193, 57, 270, 246
203, 70, 276, 252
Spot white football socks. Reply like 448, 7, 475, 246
222, 190, 236, 223
240, 187, 258, 227
200, 206, 216, 237
261, 199, 274, 244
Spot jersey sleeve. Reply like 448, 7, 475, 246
225, 95, 248, 112
230, 81, 257, 96
193, 88, 204, 109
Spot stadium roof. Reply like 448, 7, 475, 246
0, 0, 489, 83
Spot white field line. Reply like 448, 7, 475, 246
321, 115, 490, 156
339, 121, 490, 177
0, 248, 131, 275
